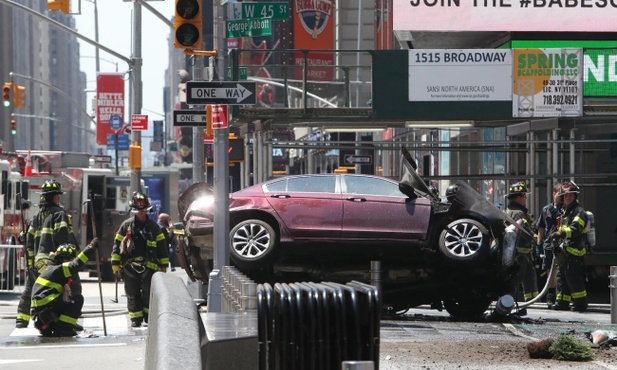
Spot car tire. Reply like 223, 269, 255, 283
442, 293, 492, 319
438, 218, 490, 265
229, 219, 277, 270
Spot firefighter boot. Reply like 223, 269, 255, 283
15, 319, 29, 328
551, 301, 570, 311
53, 322, 77, 337
131, 319, 142, 328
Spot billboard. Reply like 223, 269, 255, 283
394, 0, 617, 32
409, 49, 512, 101
292, 0, 335, 81
96, 73, 125, 146
512, 48, 583, 117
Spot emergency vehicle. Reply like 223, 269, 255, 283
3, 150, 180, 282
0, 158, 28, 290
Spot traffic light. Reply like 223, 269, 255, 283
129, 141, 142, 170
13, 84, 25, 108
2, 83, 13, 107
10, 119, 16, 135
48, 0, 70, 14
174, 0, 202, 49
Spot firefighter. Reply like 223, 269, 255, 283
157, 213, 178, 271
505, 182, 539, 304
33, 180, 83, 329
15, 195, 49, 328
534, 183, 563, 308
111, 192, 169, 327
31, 240, 98, 337
550, 181, 589, 312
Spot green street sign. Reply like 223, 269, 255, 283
227, 66, 248, 80
226, 2, 289, 21
226, 18, 273, 38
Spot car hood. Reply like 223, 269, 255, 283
178, 182, 215, 222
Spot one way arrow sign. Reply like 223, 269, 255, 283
344, 155, 372, 165
186, 81, 257, 105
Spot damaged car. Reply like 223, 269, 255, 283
177, 147, 521, 318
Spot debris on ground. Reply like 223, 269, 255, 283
586, 330, 617, 347
548, 334, 595, 361
77, 329, 98, 338
527, 338, 554, 359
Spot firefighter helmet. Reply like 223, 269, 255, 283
40, 180, 64, 195
53, 244, 77, 263
507, 182, 530, 197
129, 192, 152, 211
558, 181, 580, 196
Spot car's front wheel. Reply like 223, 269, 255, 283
230, 219, 278, 270
438, 218, 490, 265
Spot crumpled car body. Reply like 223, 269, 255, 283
178, 147, 522, 318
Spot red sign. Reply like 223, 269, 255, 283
131, 114, 148, 131
211, 105, 228, 129
292, 0, 335, 81
96, 73, 125, 145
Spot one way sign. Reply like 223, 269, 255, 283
344, 155, 372, 165
186, 81, 256, 105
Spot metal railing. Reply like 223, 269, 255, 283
222, 266, 258, 313
0, 244, 26, 293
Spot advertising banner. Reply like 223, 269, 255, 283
409, 49, 512, 101
293, 0, 335, 81
513, 48, 583, 118
96, 73, 125, 145
394, 0, 617, 32
584, 49, 617, 96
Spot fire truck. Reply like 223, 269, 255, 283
0, 158, 28, 290
1, 150, 180, 282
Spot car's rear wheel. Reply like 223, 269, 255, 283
230, 219, 277, 270
438, 218, 490, 265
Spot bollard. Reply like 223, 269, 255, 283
342, 360, 374, 370
610, 266, 617, 324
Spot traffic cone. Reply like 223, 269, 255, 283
24, 150, 32, 177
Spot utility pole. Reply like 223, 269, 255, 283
130, 1, 143, 195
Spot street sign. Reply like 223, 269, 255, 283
186, 81, 256, 105
109, 115, 123, 130
227, 66, 248, 80
226, 2, 290, 21
93, 155, 112, 164
131, 114, 148, 130
211, 105, 228, 129
173, 110, 207, 127
226, 18, 273, 38
107, 134, 130, 151
344, 154, 373, 165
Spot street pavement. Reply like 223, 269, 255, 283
1, 270, 617, 369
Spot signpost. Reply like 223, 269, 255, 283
186, 81, 257, 105
226, 2, 290, 21
344, 154, 373, 165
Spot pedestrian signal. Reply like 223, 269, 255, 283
174, 0, 202, 49
2, 83, 12, 107
14, 84, 25, 108
48, 0, 70, 13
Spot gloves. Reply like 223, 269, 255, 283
550, 230, 562, 241
88, 237, 100, 249
160, 267, 167, 273
112, 264, 121, 274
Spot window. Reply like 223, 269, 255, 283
265, 176, 336, 194
345, 176, 403, 197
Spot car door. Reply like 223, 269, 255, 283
341, 175, 431, 240
264, 175, 343, 239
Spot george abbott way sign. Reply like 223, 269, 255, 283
186, 81, 256, 105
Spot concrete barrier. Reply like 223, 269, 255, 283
145, 272, 204, 370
